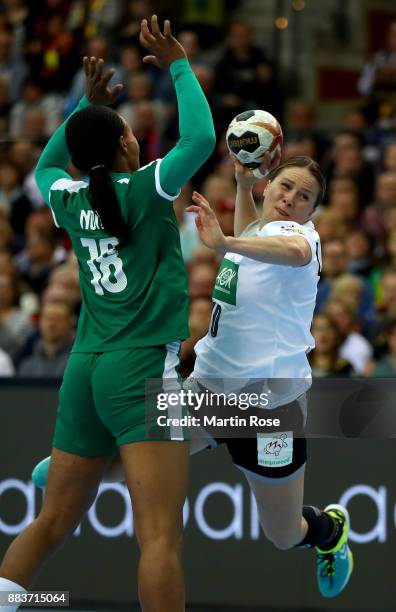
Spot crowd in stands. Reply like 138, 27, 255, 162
1, 1, 396, 380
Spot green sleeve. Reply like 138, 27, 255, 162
34, 96, 91, 205
159, 58, 216, 195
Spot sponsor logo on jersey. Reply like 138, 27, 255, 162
257, 431, 293, 467
280, 224, 303, 235
213, 258, 239, 305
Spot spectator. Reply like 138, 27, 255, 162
316, 239, 348, 311
0, 347, 14, 376
0, 161, 34, 243
313, 209, 345, 244
0, 270, 33, 361
67, 0, 123, 38
118, 73, 165, 131
327, 175, 360, 229
130, 101, 161, 166
65, 36, 122, 115
325, 298, 373, 374
327, 132, 375, 207
216, 20, 283, 123
370, 269, 396, 358
284, 100, 328, 163
362, 171, 396, 240
369, 319, 396, 377
201, 174, 236, 235
189, 262, 217, 300
18, 301, 74, 377
16, 227, 63, 295
180, 297, 212, 377
180, 0, 239, 49
0, 28, 27, 102
47, 264, 81, 313
330, 273, 376, 335
9, 77, 62, 139
358, 19, 396, 121
383, 142, 396, 173
344, 229, 374, 277
309, 313, 353, 377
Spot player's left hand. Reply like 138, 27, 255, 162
84, 56, 123, 105
186, 192, 227, 253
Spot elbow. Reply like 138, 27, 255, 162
200, 129, 216, 157
292, 242, 311, 267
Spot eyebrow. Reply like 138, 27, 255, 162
281, 178, 314, 195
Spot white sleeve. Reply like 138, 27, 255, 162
262, 220, 320, 263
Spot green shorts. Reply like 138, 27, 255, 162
53, 342, 187, 457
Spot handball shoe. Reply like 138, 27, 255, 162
316, 504, 354, 598
32, 456, 51, 489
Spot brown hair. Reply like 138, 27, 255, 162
267, 155, 326, 208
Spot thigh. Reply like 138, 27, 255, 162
40, 448, 112, 530
119, 441, 189, 547
93, 346, 188, 445
54, 352, 117, 457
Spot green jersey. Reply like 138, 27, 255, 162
35, 58, 215, 353
48, 160, 188, 352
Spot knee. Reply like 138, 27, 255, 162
139, 530, 183, 556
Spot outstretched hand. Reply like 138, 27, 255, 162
232, 147, 282, 189
83, 56, 123, 105
186, 191, 227, 253
139, 14, 186, 69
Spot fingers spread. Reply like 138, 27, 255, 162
140, 18, 157, 47
151, 14, 164, 39
163, 19, 172, 38
101, 67, 115, 87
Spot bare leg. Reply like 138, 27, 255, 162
245, 466, 307, 550
120, 441, 189, 612
0, 449, 111, 586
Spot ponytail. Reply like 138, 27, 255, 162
65, 106, 130, 243
89, 165, 129, 243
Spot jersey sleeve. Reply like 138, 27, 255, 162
34, 96, 91, 206
48, 178, 88, 228
263, 220, 320, 263
159, 58, 216, 196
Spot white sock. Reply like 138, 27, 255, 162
0, 577, 27, 612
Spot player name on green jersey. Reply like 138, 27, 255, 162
48, 159, 189, 352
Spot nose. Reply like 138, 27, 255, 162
282, 193, 295, 207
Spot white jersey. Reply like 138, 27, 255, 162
193, 219, 322, 407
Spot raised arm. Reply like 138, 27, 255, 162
139, 16, 216, 195
35, 57, 123, 205
232, 152, 281, 237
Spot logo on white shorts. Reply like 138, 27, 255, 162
257, 431, 293, 468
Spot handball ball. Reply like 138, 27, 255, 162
226, 110, 283, 168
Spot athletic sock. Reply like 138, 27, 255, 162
296, 505, 342, 549
0, 577, 27, 612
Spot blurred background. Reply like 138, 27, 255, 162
1, 0, 396, 610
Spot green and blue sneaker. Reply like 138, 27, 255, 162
316, 504, 354, 598
32, 456, 51, 489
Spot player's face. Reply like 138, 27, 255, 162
262, 166, 320, 225
120, 119, 140, 171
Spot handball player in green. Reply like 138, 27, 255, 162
0, 16, 215, 612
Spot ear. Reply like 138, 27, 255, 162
263, 179, 271, 197
119, 134, 128, 154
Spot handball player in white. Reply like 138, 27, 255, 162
187, 153, 354, 598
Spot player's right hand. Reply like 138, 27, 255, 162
232, 148, 282, 189
139, 15, 186, 70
